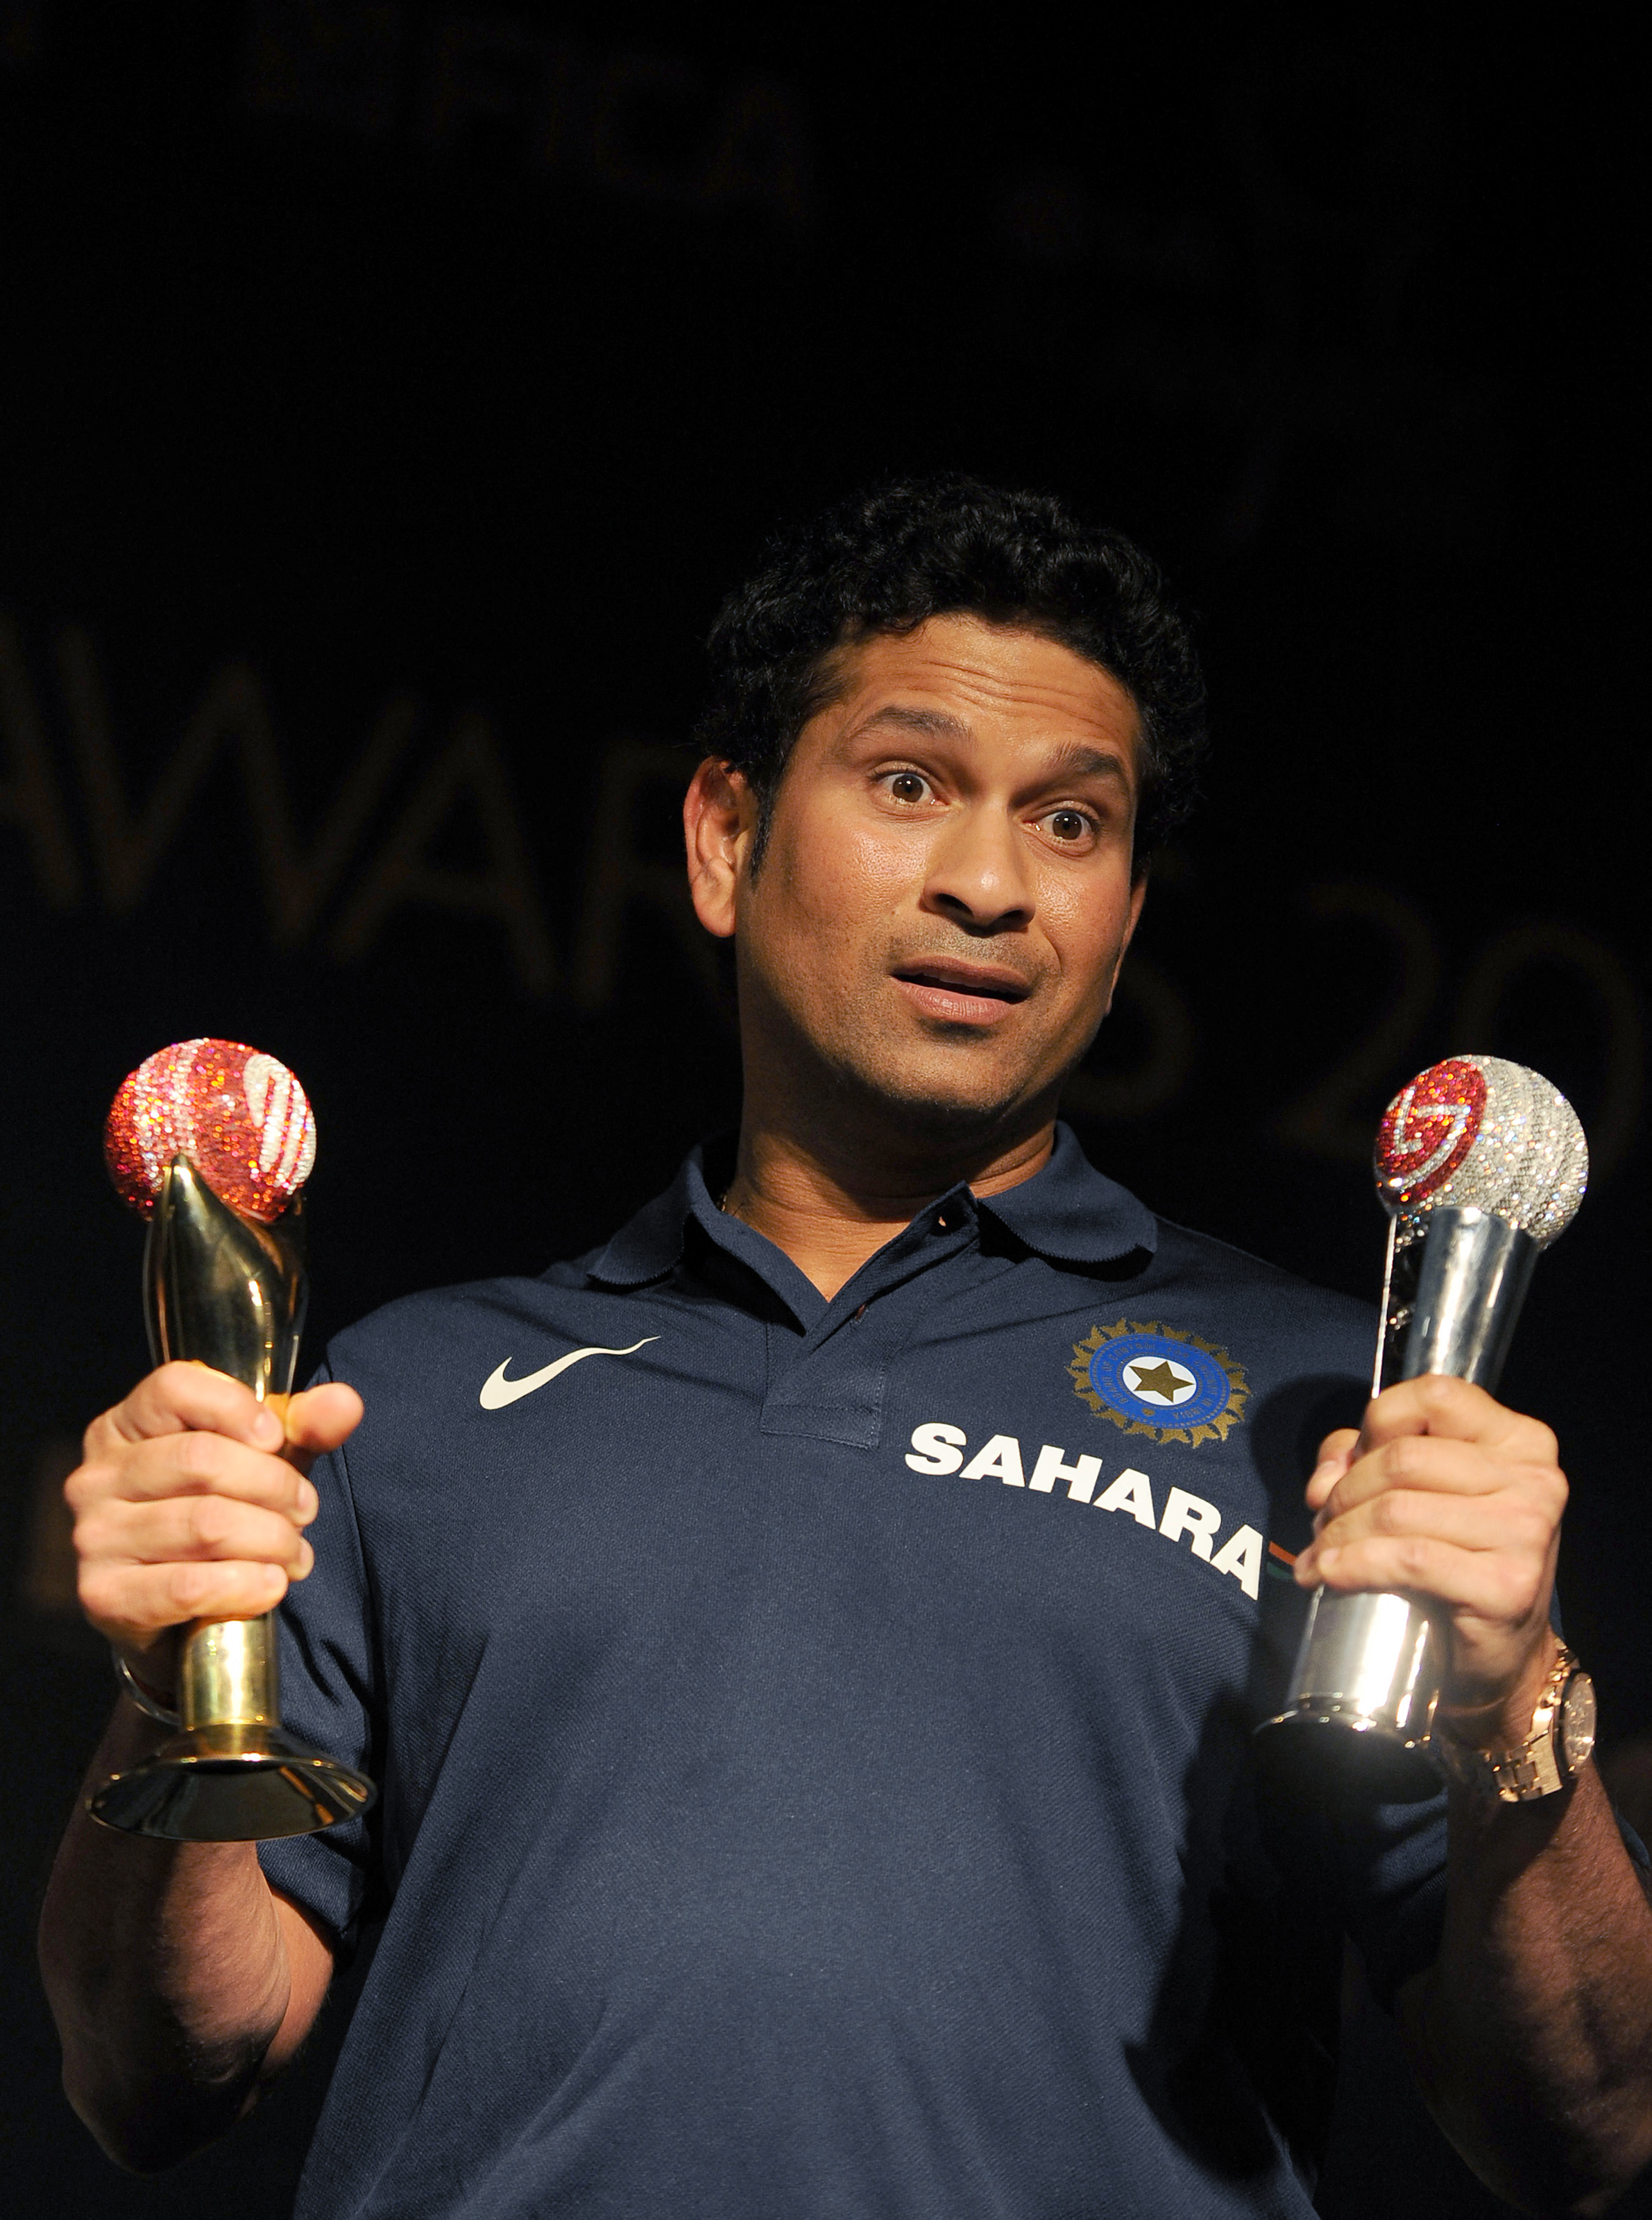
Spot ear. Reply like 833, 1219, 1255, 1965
1101, 871, 1149, 1014
683, 757, 757, 939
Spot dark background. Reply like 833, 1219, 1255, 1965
1, 6, 1644, 2214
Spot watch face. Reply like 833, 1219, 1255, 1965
1561, 1672, 1597, 1773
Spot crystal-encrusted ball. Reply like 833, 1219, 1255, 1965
1374, 1052, 1587, 1247
105, 1039, 316, 1223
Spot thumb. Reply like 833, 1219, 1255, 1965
282, 1381, 365, 1469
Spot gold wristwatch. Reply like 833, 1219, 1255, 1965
1433, 1643, 1596, 1802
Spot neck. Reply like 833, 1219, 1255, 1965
722, 1098, 1058, 1301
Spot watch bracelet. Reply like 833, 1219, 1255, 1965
1431, 1643, 1579, 1803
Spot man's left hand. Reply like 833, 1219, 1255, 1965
1294, 1376, 1567, 1729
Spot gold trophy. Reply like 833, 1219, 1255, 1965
87, 1039, 377, 1842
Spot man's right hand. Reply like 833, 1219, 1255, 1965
68, 1364, 364, 1696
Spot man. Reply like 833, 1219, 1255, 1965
40, 479, 1652, 2217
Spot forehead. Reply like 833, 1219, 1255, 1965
815, 613, 1141, 771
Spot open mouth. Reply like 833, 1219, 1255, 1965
890, 961, 1034, 1021
894, 967, 1028, 1001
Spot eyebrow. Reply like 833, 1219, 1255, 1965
858, 704, 973, 742
855, 705, 1134, 787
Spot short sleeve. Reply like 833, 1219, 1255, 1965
1329, 1790, 1449, 2011
257, 1364, 380, 1955
1257, 1755, 1449, 2017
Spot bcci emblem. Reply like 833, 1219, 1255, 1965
1069, 1319, 1249, 1446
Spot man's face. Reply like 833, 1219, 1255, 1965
724, 613, 1147, 1136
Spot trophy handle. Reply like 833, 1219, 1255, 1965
87, 1160, 375, 1841
1255, 1208, 1540, 1801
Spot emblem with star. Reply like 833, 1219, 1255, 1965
1068, 1319, 1249, 1445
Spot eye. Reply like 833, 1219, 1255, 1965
880, 769, 934, 805
1041, 807, 1096, 845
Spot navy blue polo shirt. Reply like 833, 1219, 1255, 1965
261, 1127, 1449, 2220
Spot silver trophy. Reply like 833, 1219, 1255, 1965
1257, 1054, 1588, 1798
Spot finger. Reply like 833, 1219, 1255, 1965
1300, 1531, 1553, 1627
80, 1557, 292, 1640
282, 1382, 364, 1464
1322, 1433, 1556, 1522
70, 1431, 319, 1525
1361, 1376, 1558, 1463
91, 1362, 287, 1455
1305, 1429, 1359, 1512
80, 1494, 316, 1577
1302, 1483, 1555, 1570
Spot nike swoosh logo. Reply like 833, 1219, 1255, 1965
479, 1337, 659, 1410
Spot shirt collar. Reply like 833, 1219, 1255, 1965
973, 1122, 1157, 1266
586, 1122, 1156, 1290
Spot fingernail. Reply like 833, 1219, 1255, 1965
295, 1542, 314, 1578
1309, 1459, 1340, 1487
254, 1408, 284, 1448
1318, 1546, 1341, 1573
298, 1481, 320, 1524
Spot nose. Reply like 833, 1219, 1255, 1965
919, 803, 1034, 934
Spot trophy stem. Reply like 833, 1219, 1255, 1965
87, 1160, 376, 1842
1256, 1209, 1540, 1800
179, 1614, 280, 1730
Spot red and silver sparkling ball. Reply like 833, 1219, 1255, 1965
104, 1039, 316, 1222
1374, 1055, 1488, 1206
1374, 1052, 1587, 1247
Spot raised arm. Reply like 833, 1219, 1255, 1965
37, 1365, 360, 2171
1297, 1376, 1652, 2217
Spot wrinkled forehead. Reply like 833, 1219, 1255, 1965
805, 615, 1143, 780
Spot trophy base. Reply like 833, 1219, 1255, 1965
1254, 1704, 1444, 1803
87, 1723, 375, 1842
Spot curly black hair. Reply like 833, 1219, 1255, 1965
695, 474, 1207, 873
